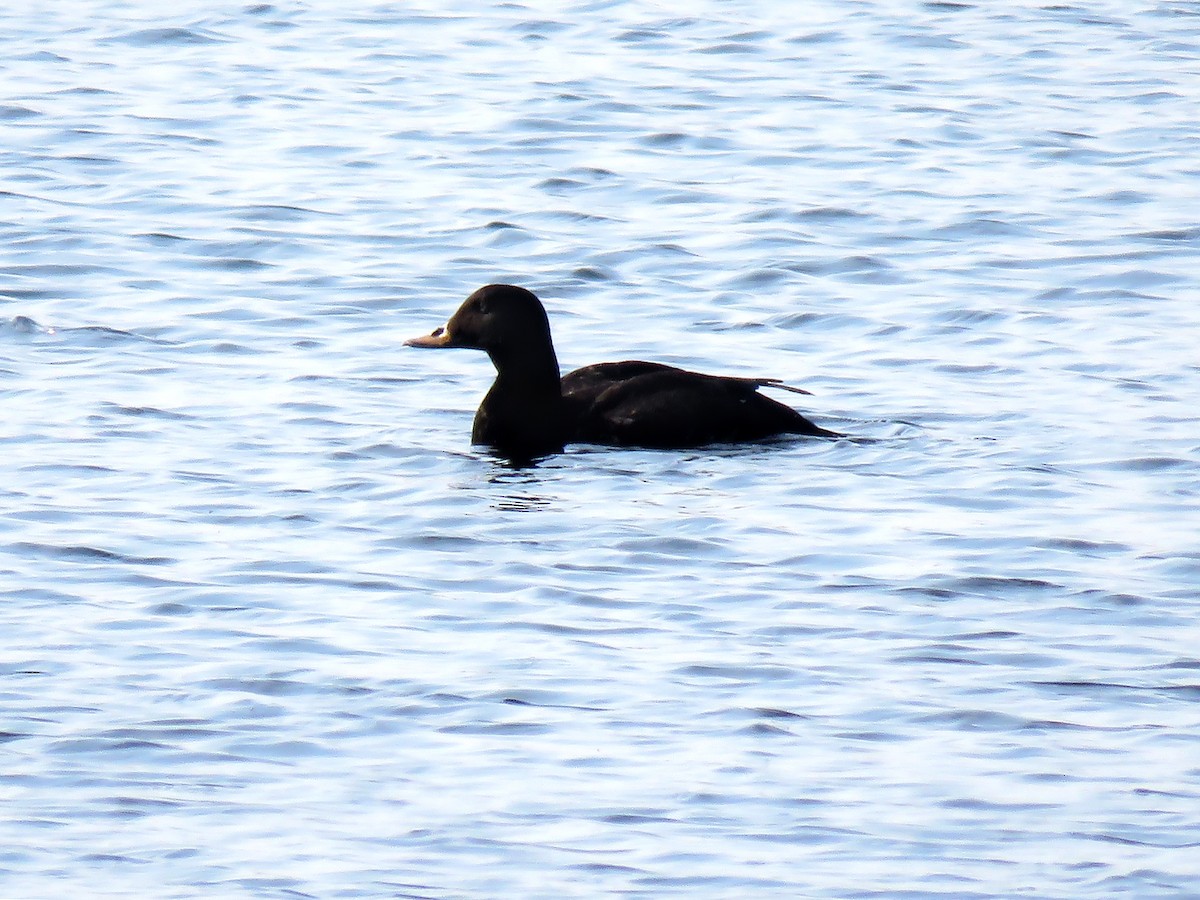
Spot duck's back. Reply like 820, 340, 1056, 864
562, 361, 835, 449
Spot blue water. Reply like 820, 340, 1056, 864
3, 2, 1200, 897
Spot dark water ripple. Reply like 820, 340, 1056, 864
3, 1, 1200, 897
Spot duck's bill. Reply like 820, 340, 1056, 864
404, 326, 453, 348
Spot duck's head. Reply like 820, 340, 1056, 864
405, 284, 554, 360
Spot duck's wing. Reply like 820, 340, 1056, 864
562, 361, 835, 448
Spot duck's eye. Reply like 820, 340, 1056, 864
476, 300, 490, 315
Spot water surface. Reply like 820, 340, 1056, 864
3, 2, 1199, 897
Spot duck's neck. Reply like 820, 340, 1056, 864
488, 345, 563, 397
475, 344, 567, 458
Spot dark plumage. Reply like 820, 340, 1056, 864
406, 284, 839, 460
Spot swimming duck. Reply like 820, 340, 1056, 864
406, 284, 839, 459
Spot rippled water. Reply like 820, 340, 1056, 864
4, 2, 1200, 897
